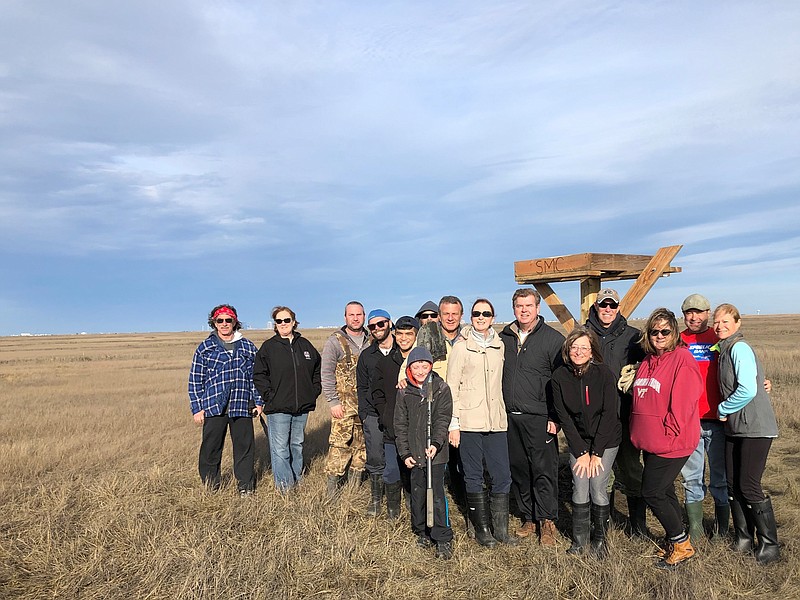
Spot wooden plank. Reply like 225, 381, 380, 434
515, 252, 671, 282
534, 283, 575, 334
580, 278, 601, 324
619, 245, 683, 318
515, 253, 591, 280
602, 266, 681, 282
517, 270, 603, 285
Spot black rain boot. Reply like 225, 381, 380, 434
627, 496, 649, 538
567, 502, 591, 555
366, 473, 384, 517
467, 492, 497, 548
751, 497, 780, 565
591, 503, 611, 559
385, 481, 402, 520
714, 503, 730, 538
729, 495, 755, 553
489, 493, 519, 545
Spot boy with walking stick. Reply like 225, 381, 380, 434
394, 347, 454, 559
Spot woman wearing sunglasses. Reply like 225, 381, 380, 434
253, 306, 321, 492
630, 308, 703, 569
446, 298, 516, 548
188, 304, 263, 495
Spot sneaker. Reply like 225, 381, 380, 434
435, 541, 453, 560
416, 534, 434, 549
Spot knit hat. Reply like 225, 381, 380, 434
681, 294, 711, 312
407, 346, 433, 365
415, 301, 439, 318
367, 308, 391, 323
395, 316, 420, 331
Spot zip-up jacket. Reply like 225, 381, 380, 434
499, 319, 564, 419
357, 339, 393, 419
717, 332, 778, 438
630, 347, 702, 458
394, 372, 453, 467
552, 362, 622, 458
371, 346, 405, 443
188, 332, 261, 418
446, 327, 507, 432
253, 332, 321, 415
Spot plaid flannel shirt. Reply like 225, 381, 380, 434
188, 334, 262, 418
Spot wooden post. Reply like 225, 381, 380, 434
534, 283, 576, 332
580, 278, 600, 325
619, 245, 683, 318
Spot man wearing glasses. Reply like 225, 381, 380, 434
499, 288, 565, 546
357, 309, 395, 515
322, 301, 371, 495
585, 288, 646, 536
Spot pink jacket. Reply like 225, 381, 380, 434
630, 346, 702, 458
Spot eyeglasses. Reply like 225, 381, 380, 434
570, 346, 592, 353
418, 312, 438, 320
471, 311, 493, 318
367, 320, 389, 331
275, 318, 293, 325
649, 329, 672, 337
598, 301, 619, 309
215, 318, 234, 324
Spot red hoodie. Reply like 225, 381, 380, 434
630, 346, 702, 458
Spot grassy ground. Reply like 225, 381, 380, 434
1, 315, 799, 599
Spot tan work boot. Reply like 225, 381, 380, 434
539, 519, 558, 547
657, 537, 695, 569
516, 521, 536, 538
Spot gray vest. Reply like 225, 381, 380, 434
718, 333, 778, 438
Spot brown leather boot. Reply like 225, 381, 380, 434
657, 537, 695, 569
516, 521, 536, 538
539, 519, 558, 547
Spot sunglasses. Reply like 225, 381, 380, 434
598, 301, 619, 309
275, 318, 293, 325
649, 328, 672, 337
471, 311, 493, 318
367, 320, 389, 331
214, 318, 234, 324
418, 312, 438, 320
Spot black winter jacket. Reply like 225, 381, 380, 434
357, 340, 392, 418
552, 362, 622, 458
499, 319, 564, 418
585, 308, 644, 380
371, 346, 404, 443
253, 333, 321, 415
394, 372, 452, 467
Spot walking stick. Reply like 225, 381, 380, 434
426, 372, 434, 529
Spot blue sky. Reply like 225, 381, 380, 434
2, 1, 799, 335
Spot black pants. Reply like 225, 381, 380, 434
726, 436, 772, 504
641, 452, 690, 538
410, 463, 453, 543
199, 415, 255, 492
507, 413, 559, 522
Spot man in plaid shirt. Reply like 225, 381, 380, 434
189, 304, 262, 495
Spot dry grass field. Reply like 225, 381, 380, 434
2, 315, 799, 599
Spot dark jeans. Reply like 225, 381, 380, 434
199, 415, 255, 492
410, 463, 453, 543
460, 431, 512, 495
507, 413, 558, 521
726, 436, 772, 504
362, 414, 386, 475
641, 452, 690, 538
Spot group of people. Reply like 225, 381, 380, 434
187, 290, 779, 568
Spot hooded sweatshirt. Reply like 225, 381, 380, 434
629, 346, 702, 458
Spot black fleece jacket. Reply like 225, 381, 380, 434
551, 362, 622, 458
253, 333, 321, 415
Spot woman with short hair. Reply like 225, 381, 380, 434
713, 303, 779, 564
630, 308, 703, 569
253, 306, 321, 492
552, 326, 621, 558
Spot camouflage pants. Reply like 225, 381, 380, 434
324, 411, 366, 477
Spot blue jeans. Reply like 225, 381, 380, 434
681, 419, 728, 505
460, 431, 512, 494
267, 412, 308, 491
